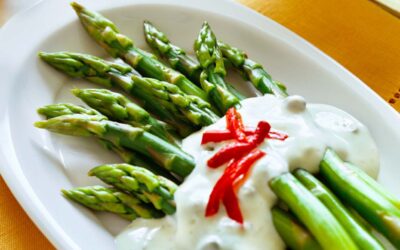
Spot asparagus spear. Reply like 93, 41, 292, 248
320, 149, 400, 248
71, 88, 178, 145
98, 140, 180, 183
39, 52, 219, 136
143, 20, 201, 84
38, 103, 179, 181
39, 51, 139, 88
217, 41, 288, 97
294, 169, 383, 250
144, 21, 246, 102
89, 163, 177, 214
346, 162, 400, 209
269, 173, 357, 250
271, 207, 321, 250
70, 2, 208, 102
37, 103, 104, 118
194, 22, 240, 113
35, 113, 195, 178
62, 186, 163, 220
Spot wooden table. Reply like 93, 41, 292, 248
0, 0, 399, 248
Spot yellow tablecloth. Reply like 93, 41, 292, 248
0, 0, 399, 248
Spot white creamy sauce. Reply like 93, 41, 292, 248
116, 95, 379, 250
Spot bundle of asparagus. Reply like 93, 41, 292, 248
35, 2, 400, 249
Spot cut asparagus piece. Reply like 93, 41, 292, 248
98, 140, 180, 183
72, 88, 179, 145
70, 2, 209, 102
37, 103, 178, 181
320, 149, 400, 248
62, 186, 163, 220
143, 21, 246, 101
269, 173, 357, 250
89, 163, 177, 214
346, 162, 400, 209
35, 113, 195, 178
271, 206, 321, 250
294, 169, 383, 250
126, 75, 220, 130
37, 103, 104, 118
218, 41, 288, 97
143, 20, 201, 84
39, 51, 219, 136
194, 22, 240, 113
39, 51, 139, 88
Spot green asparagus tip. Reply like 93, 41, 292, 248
61, 189, 73, 199
71, 88, 82, 96
70, 2, 83, 12
38, 51, 48, 58
34, 121, 46, 128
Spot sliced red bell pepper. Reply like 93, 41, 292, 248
201, 128, 288, 145
207, 142, 255, 168
204, 108, 287, 224
205, 149, 266, 224
226, 108, 247, 142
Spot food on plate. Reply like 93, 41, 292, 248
35, 113, 195, 178
144, 20, 246, 101
89, 163, 177, 215
62, 185, 164, 220
34, 2, 400, 249
39, 52, 219, 136
217, 40, 288, 97
193, 21, 242, 113
71, 2, 209, 102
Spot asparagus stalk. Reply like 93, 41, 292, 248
98, 140, 180, 183
217, 41, 288, 97
269, 173, 357, 250
39, 52, 219, 136
34, 113, 195, 178
37, 103, 104, 118
38, 103, 179, 181
143, 20, 201, 84
143, 21, 246, 101
71, 88, 179, 145
320, 149, 400, 248
294, 169, 383, 250
126, 75, 220, 129
62, 186, 164, 220
39, 51, 139, 88
70, 2, 209, 102
194, 22, 240, 113
346, 162, 400, 209
89, 163, 177, 214
271, 207, 321, 250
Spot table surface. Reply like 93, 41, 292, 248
0, 0, 399, 249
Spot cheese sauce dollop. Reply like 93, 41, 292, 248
116, 95, 379, 250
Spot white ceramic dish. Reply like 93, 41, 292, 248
0, 0, 399, 249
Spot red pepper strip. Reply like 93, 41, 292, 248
231, 150, 266, 189
201, 130, 233, 144
267, 131, 289, 141
247, 121, 271, 145
207, 142, 255, 168
201, 129, 288, 145
226, 108, 247, 142
222, 184, 243, 224
205, 168, 232, 217
205, 150, 266, 223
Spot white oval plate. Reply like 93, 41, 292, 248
0, 0, 399, 249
